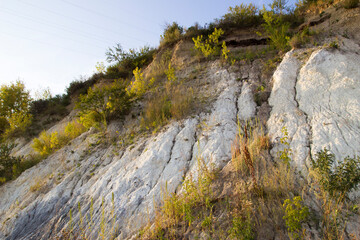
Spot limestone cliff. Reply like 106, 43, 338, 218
1, 3, 360, 240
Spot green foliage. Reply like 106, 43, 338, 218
141, 85, 193, 131
343, 0, 359, 9
126, 67, 155, 97
219, 3, 261, 28
105, 44, 155, 79
259, 7, 291, 52
311, 148, 360, 199
270, 0, 289, 14
64, 120, 86, 140
141, 95, 171, 130
193, 28, 225, 57
221, 41, 230, 60
164, 63, 177, 83
95, 62, 106, 74
76, 80, 131, 130
289, 26, 312, 49
66, 76, 97, 97
34, 87, 52, 101
32, 120, 86, 158
160, 22, 184, 47
0, 80, 32, 138
0, 142, 22, 183
32, 131, 63, 157
229, 210, 255, 240
152, 156, 215, 237
283, 196, 309, 240
277, 126, 292, 166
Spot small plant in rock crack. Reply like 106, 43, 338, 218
283, 196, 309, 240
277, 126, 292, 166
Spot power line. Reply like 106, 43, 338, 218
59, 0, 159, 36
0, 31, 103, 58
17, 0, 152, 45
0, 16, 108, 50
0, 7, 116, 46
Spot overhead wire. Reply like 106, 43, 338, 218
0, 31, 103, 58
17, 0, 153, 45
0, 13, 109, 50
58, 0, 159, 36
0, 7, 116, 46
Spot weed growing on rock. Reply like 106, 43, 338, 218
277, 126, 292, 166
59, 194, 117, 240
283, 196, 309, 240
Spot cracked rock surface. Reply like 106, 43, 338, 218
0, 61, 259, 240
268, 47, 360, 171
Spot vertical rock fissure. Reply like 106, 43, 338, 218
294, 65, 313, 167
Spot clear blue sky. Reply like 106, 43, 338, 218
0, 0, 294, 97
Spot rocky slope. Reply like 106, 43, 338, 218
1, 6, 360, 239
0, 59, 263, 239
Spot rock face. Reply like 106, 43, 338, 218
0, 61, 259, 240
1, 42, 360, 239
268, 47, 360, 171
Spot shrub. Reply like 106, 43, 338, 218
64, 120, 86, 140
66, 76, 98, 97
258, 8, 291, 52
218, 3, 261, 29
164, 63, 177, 83
221, 41, 230, 61
76, 80, 131, 130
290, 27, 313, 49
32, 131, 64, 157
283, 196, 309, 240
229, 209, 255, 240
126, 67, 155, 97
160, 22, 184, 47
0, 80, 32, 138
32, 120, 86, 158
105, 44, 155, 79
343, 0, 359, 9
95, 62, 106, 74
0, 142, 22, 183
193, 28, 225, 57
146, 49, 173, 81
311, 148, 360, 199
183, 22, 211, 40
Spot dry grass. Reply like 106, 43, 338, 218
141, 84, 194, 131
30, 177, 48, 193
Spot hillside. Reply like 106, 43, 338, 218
1, 1, 360, 239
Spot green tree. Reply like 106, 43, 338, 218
160, 22, 184, 46
76, 80, 131, 130
258, 6, 291, 52
0, 142, 22, 183
0, 80, 32, 138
